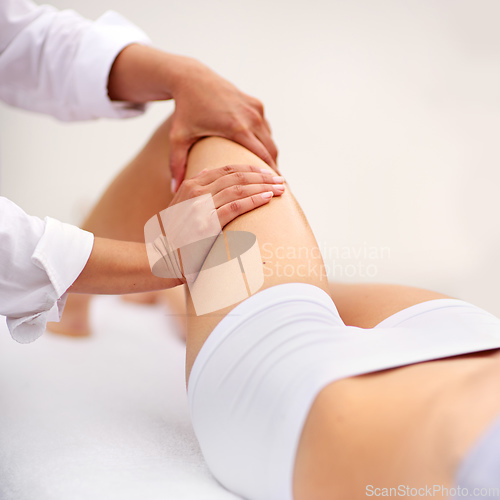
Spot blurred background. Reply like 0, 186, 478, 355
1, 0, 499, 315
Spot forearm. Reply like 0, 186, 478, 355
107, 43, 278, 187
107, 44, 201, 103
69, 237, 182, 294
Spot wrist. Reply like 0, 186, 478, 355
108, 44, 207, 103
161, 54, 207, 98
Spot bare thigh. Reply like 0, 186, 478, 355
181, 137, 485, 500
82, 117, 174, 240
183, 137, 329, 378
330, 282, 451, 328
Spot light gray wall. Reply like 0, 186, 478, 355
1, 0, 499, 315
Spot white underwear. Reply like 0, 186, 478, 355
187, 283, 500, 500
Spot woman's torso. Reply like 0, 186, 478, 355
293, 348, 500, 499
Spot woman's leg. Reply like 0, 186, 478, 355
183, 136, 330, 376
49, 118, 176, 336
80, 118, 174, 241
182, 137, 453, 378
330, 282, 451, 328
51, 113, 450, 337
182, 138, 500, 500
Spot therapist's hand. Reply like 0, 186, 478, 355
71, 165, 284, 295
107, 45, 278, 192
167, 60, 278, 192
170, 164, 284, 227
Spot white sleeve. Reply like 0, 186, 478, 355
0, 197, 94, 343
0, 0, 152, 121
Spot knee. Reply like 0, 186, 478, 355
187, 136, 267, 178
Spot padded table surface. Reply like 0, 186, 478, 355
0, 296, 241, 500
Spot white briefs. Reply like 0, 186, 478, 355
187, 283, 500, 500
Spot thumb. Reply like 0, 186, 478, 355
169, 140, 189, 194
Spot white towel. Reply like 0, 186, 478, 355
0, 295, 241, 500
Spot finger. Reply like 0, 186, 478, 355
253, 123, 279, 166
212, 182, 285, 209
263, 117, 272, 135
248, 96, 265, 116
193, 164, 263, 186
209, 170, 285, 195
216, 191, 274, 227
234, 130, 278, 171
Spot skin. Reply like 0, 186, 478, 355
180, 136, 500, 500
49, 118, 284, 336
69, 164, 283, 296
52, 114, 500, 495
107, 44, 278, 190
51, 40, 281, 334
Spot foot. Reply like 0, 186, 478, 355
47, 294, 92, 337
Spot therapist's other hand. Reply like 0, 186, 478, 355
168, 60, 279, 192
107, 45, 278, 192
171, 164, 284, 227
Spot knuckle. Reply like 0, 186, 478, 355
248, 96, 264, 114
234, 171, 247, 184
232, 184, 245, 197
248, 109, 263, 126
184, 180, 202, 198
229, 201, 240, 214
254, 99, 265, 114
221, 165, 235, 175
232, 118, 251, 136
191, 186, 204, 198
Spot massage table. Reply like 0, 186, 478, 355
0, 296, 241, 500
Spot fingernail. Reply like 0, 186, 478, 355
260, 168, 271, 174
171, 179, 177, 193
272, 184, 285, 190
273, 176, 284, 184
261, 191, 274, 199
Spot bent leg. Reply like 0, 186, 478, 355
182, 137, 455, 373
183, 137, 329, 377
330, 282, 452, 328
81, 117, 174, 241
52, 113, 451, 337
182, 139, 493, 500
49, 118, 175, 336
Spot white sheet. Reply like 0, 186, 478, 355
0, 296, 241, 500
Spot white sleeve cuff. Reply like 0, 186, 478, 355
7, 218, 94, 344
72, 10, 152, 120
